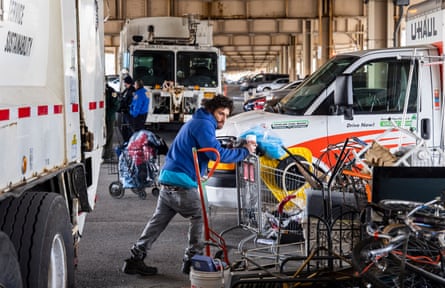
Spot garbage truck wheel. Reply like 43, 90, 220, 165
0, 192, 75, 288
0, 231, 23, 288
109, 181, 125, 199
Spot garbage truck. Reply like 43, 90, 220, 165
0, 0, 105, 287
205, 0, 445, 208
119, 16, 222, 125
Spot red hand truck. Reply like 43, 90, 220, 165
192, 147, 230, 265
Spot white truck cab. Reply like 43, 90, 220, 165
120, 16, 222, 124
206, 0, 445, 208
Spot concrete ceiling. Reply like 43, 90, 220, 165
103, 0, 411, 74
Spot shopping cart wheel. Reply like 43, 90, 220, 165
109, 181, 125, 199
151, 187, 159, 197
138, 189, 147, 200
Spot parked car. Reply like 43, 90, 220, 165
243, 79, 303, 111
237, 75, 251, 85
256, 77, 289, 92
240, 73, 289, 92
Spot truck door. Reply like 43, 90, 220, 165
327, 57, 422, 153
416, 55, 442, 148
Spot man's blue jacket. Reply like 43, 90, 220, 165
159, 108, 249, 188
130, 87, 149, 117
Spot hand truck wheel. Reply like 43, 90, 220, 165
109, 181, 125, 199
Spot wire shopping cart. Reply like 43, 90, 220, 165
223, 145, 363, 274
218, 148, 311, 271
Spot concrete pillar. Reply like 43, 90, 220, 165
318, 17, 331, 66
318, 0, 332, 68
289, 35, 296, 81
367, 0, 394, 49
282, 46, 288, 76
303, 20, 312, 77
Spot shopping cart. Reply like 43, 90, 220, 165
108, 130, 167, 199
224, 146, 362, 275
223, 149, 309, 270
221, 147, 364, 287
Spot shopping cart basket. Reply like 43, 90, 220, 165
227, 145, 362, 271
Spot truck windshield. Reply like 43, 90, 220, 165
280, 56, 357, 114
132, 51, 174, 87
177, 51, 218, 88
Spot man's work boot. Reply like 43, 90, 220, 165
181, 255, 192, 274
122, 257, 157, 276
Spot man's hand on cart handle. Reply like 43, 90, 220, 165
244, 141, 257, 154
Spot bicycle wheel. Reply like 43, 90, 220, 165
391, 232, 445, 287
352, 237, 404, 288
353, 233, 445, 287
378, 199, 421, 214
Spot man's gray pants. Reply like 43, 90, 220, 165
131, 186, 203, 260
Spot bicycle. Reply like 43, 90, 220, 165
352, 196, 445, 288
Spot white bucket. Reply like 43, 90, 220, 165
189, 268, 224, 288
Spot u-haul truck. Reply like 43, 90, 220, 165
0, 0, 104, 287
119, 16, 222, 124
206, 0, 445, 207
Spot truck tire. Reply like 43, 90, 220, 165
0, 231, 23, 288
0, 192, 75, 288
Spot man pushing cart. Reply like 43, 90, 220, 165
121, 95, 257, 276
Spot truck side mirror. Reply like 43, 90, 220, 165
335, 75, 354, 120
329, 105, 353, 120
343, 106, 353, 120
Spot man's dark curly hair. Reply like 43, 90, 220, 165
204, 94, 233, 114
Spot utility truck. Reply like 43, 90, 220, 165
0, 0, 105, 287
206, 0, 445, 208
119, 16, 222, 124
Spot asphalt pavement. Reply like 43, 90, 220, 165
74, 85, 248, 288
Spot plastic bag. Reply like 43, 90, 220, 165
240, 125, 285, 159
127, 130, 169, 156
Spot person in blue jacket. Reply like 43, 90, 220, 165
122, 95, 257, 276
130, 79, 149, 132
